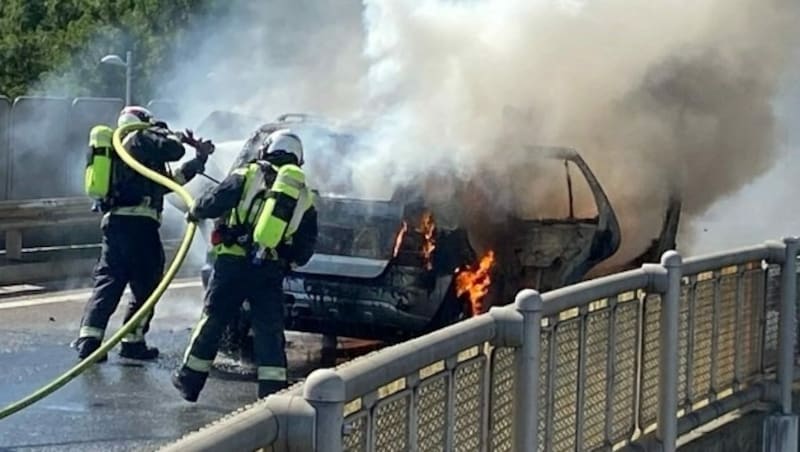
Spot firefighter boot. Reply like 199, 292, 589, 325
119, 342, 160, 360
171, 368, 208, 403
74, 337, 108, 363
257, 380, 288, 399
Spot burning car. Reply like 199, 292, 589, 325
176, 113, 678, 345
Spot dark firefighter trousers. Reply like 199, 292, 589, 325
182, 254, 287, 387
79, 215, 165, 344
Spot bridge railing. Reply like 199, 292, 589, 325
536, 264, 663, 452
160, 237, 800, 452
324, 312, 502, 452
676, 250, 778, 418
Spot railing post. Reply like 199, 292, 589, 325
514, 289, 542, 452
304, 369, 345, 452
778, 237, 798, 414
657, 251, 682, 452
765, 240, 799, 452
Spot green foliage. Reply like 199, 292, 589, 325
0, 0, 224, 101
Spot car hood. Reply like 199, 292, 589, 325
293, 254, 390, 279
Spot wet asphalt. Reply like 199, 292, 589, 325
0, 281, 331, 451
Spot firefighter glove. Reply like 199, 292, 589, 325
179, 129, 196, 145
177, 129, 202, 147
185, 210, 200, 224
194, 140, 215, 163
179, 129, 215, 161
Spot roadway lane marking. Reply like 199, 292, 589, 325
0, 280, 202, 310
0, 284, 46, 295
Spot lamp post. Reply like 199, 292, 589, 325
100, 50, 133, 106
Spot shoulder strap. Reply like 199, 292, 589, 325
233, 163, 267, 226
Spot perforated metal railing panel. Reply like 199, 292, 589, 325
746, 265, 768, 380
417, 374, 448, 452
764, 265, 781, 369
373, 391, 411, 452
739, 266, 762, 381
610, 299, 640, 443
341, 342, 504, 452
538, 292, 649, 452
676, 284, 690, 409
539, 329, 550, 452
639, 294, 662, 432
690, 275, 714, 405
453, 357, 486, 452
550, 318, 580, 452
489, 347, 516, 452
343, 413, 368, 452
723, 264, 767, 388
716, 272, 738, 391
675, 262, 771, 417
582, 309, 610, 451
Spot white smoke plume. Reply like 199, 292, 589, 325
153, 0, 366, 264
351, 0, 800, 265
156, 0, 368, 128
685, 63, 800, 254
161, 0, 800, 267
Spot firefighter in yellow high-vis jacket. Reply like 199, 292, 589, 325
76, 106, 213, 362
172, 129, 317, 401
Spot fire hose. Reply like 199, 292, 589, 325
0, 122, 198, 420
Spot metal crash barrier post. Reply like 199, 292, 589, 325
514, 289, 542, 452
304, 369, 345, 452
657, 251, 682, 452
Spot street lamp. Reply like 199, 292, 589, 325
100, 50, 133, 106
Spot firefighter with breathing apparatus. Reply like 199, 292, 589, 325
172, 129, 318, 401
77, 106, 215, 361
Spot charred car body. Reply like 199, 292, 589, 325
186, 113, 679, 344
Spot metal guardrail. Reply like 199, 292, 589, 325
0, 197, 98, 259
161, 238, 800, 452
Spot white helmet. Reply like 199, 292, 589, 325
117, 106, 153, 128
263, 129, 304, 165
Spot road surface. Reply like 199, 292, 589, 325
0, 279, 334, 451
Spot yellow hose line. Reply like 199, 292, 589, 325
0, 122, 198, 420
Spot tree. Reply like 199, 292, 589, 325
0, 0, 222, 100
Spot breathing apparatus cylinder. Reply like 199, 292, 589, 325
251, 164, 306, 264
84, 125, 114, 200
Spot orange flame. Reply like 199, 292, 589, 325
455, 250, 497, 316
417, 212, 436, 270
393, 222, 409, 257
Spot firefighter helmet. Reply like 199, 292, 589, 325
117, 106, 154, 128
261, 129, 304, 165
